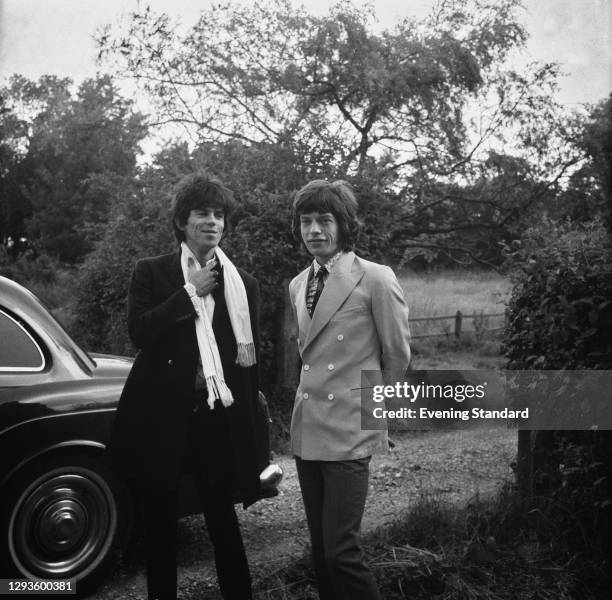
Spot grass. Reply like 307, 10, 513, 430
409, 332, 506, 370
399, 269, 511, 319
399, 270, 511, 340
253, 488, 610, 600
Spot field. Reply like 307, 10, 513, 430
398, 270, 511, 341
394, 270, 512, 370
399, 269, 511, 319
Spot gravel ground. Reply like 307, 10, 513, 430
91, 425, 516, 599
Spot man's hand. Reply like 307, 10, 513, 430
190, 261, 219, 296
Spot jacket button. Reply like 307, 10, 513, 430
303, 392, 309, 399
327, 364, 334, 370
167, 359, 174, 366
337, 334, 344, 341
303, 364, 310, 371
328, 393, 334, 400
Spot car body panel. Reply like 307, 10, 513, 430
0, 375, 126, 490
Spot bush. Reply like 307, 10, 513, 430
72, 184, 176, 355
0, 249, 79, 329
501, 217, 612, 566
503, 217, 611, 370
256, 489, 610, 599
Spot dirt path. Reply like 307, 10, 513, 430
92, 425, 516, 599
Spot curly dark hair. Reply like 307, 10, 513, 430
171, 173, 237, 242
291, 180, 361, 251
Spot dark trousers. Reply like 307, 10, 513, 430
140, 402, 252, 600
295, 456, 381, 600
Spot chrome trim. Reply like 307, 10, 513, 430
47, 440, 106, 452
0, 309, 46, 372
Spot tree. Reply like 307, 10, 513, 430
0, 75, 147, 262
533, 94, 611, 227
0, 91, 34, 244
580, 94, 612, 204
97, 0, 579, 266
98, 0, 523, 173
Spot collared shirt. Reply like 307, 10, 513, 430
306, 251, 344, 315
312, 250, 344, 278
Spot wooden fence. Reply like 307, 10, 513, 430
408, 311, 505, 339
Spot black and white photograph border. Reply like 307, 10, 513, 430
0, 1, 610, 598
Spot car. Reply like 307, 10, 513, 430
0, 275, 281, 594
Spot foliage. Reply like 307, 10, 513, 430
501, 216, 612, 579
97, 0, 501, 170
0, 94, 31, 242
548, 94, 612, 225
579, 93, 612, 206
0, 246, 66, 302
96, 0, 579, 266
226, 191, 302, 382
0, 74, 146, 262
72, 166, 176, 354
503, 218, 611, 370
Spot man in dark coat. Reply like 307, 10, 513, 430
108, 173, 261, 600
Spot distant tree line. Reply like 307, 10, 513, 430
0, 74, 147, 262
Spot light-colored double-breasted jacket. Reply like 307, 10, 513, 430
289, 251, 411, 460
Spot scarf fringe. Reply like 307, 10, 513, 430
205, 375, 234, 409
236, 342, 256, 367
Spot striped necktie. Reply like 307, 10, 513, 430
306, 266, 327, 317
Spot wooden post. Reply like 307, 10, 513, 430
454, 310, 462, 339
517, 430, 533, 495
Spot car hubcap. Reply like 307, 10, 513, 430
8, 467, 117, 579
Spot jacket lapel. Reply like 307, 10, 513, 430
168, 249, 185, 289
294, 268, 311, 344
302, 252, 364, 352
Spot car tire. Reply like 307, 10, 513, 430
0, 451, 132, 595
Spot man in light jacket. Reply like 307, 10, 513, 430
289, 179, 411, 600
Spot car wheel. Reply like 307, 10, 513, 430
1, 452, 132, 593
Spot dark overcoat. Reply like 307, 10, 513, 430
108, 250, 262, 507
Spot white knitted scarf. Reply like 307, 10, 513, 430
180, 242, 256, 409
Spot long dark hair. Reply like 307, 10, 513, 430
171, 173, 237, 242
291, 180, 361, 251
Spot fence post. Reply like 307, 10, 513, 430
517, 430, 533, 495
454, 310, 462, 339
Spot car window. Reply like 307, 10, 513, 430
0, 309, 45, 371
